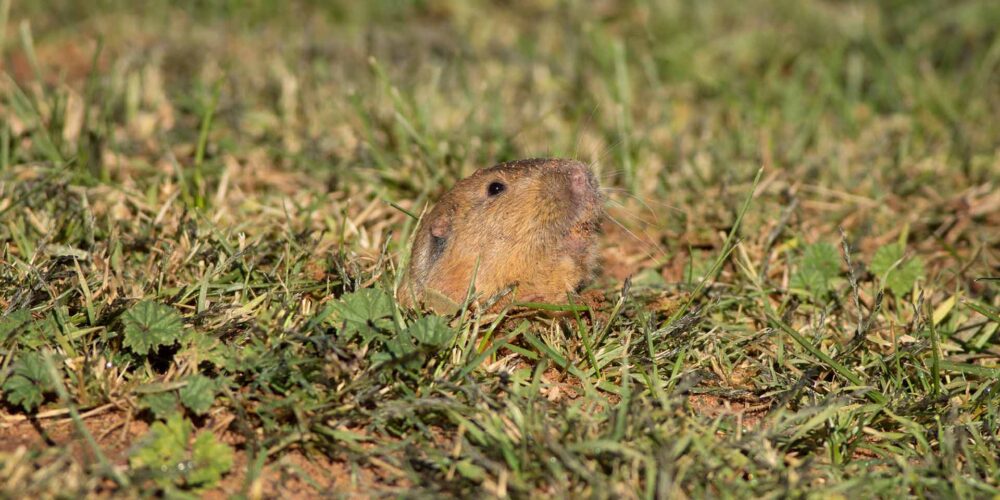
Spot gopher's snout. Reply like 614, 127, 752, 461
567, 161, 599, 199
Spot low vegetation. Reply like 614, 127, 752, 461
1, 0, 998, 497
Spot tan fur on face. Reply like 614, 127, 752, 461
399, 158, 602, 312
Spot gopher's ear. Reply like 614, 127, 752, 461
428, 214, 450, 263
430, 213, 450, 239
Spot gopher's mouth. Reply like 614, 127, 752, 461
575, 214, 602, 234
562, 209, 602, 254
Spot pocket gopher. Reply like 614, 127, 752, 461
399, 158, 603, 313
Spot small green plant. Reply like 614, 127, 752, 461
2, 352, 53, 411
405, 314, 454, 347
141, 392, 182, 420
333, 288, 395, 342
178, 375, 218, 416
791, 242, 841, 298
870, 242, 925, 297
0, 310, 32, 344
122, 301, 185, 355
136, 376, 219, 419
379, 314, 455, 369
129, 413, 234, 493
0, 310, 58, 350
0, 0, 997, 497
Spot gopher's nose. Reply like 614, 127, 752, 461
566, 161, 598, 197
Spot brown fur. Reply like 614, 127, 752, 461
399, 158, 603, 313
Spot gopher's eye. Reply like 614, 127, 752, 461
487, 182, 506, 196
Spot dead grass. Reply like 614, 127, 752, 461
1, 0, 998, 498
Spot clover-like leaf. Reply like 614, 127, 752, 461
188, 431, 235, 487
384, 329, 418, 359
122, 301, 184, 355
407, 315, 454, 348
141, 392, 181, 420
376, 315, 454, 370
334, 288, 396, 342
1, 311, 59, 350
870, 243, 925, 296
2, 352, 52, 411
179, 375, 217, 416
130, 413, 234, 491
0, 310, 32, 343
130, 414, 191, 489
791, 242, 841, 297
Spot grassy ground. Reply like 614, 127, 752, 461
1, 0, 998, 497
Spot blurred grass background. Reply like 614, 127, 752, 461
1, 0, 998, 497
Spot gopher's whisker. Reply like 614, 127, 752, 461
572, 101, 603, 159
602, 187, 688, 215
602, 211, 670, 267
585, 136, 626, 175
598, 169, 629, 182
603, 198, 664, 228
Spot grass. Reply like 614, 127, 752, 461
1, 0, 998, 497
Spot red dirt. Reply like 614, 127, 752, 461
0, 409, 373, 497
685, 394, 768, 429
